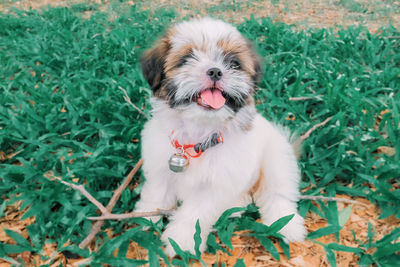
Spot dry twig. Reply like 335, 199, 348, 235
289, 95, 323, 101
79, 159, 143, 249
300, 116, 332, 141
44, 172, 109, 215
87, 209, 174, 220
45, 160, 145, 249
118, 86, 149, 119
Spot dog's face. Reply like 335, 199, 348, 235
141, 18, 261, 122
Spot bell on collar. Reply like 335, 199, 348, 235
169, 153, 188, 173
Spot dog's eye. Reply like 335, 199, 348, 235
176, 51, 194, 68
229, 59, 241, 70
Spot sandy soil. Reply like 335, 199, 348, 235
1, 0, 399, 32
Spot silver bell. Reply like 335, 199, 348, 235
169, 154, 188, 172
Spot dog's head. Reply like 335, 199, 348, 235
141, 18, 262, 123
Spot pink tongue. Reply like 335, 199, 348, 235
199, 89, 226, 110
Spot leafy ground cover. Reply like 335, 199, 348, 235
0, 2, 399, 266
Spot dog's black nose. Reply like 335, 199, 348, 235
207, 68, 223, 82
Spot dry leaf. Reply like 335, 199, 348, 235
377, 146, 396, 156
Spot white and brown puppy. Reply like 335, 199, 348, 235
136, 17, 306, 256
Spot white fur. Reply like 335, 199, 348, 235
136, 18, 306, 257
171, 18, 242, 51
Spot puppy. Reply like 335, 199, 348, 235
136, 17, 306, 256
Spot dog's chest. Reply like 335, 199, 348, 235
169, 129, 262, 199
141, 114, 268, 199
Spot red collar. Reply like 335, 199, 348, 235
171, 132, 223, 158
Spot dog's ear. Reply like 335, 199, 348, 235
252, 55, 262, 85
141, 37, 171, 93
246, 40, 263, 85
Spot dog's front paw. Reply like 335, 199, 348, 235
279, 213, 306, 242
161, 222, 206, 257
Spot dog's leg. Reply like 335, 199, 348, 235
161, 190, 237, 257
135, 172, 176, 223
254, 134, 306, 242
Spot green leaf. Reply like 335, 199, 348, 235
1, 243, 32, 254
258, 237, 280, 261
26, 225, 41, 249
194, 220, 202, 258
376, 228, 400, 244
374, 243, 400, 258
148, 250, 160, 267
373, 254, 400, 267
206, 233, 218, 254
267, 214, 295, 234
218, 222, 236, 250
338, 206, 352, 227
171, 258, 187, 267
279, 238, 290, 259
206, 233, 228, 255
307, 225, 342, 240
4, 229, 32, 249
233, 258, 245, 267
0, 201, 7, 218
168, 238, 188, 264
100, 236, 127, 256
324, 246, 337, 267
214, 207, 245, 227
358, 254, 373, 267
327, 243, 362, 253
367, 222, 374, 245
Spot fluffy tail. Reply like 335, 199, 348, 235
291, 138, 303, 160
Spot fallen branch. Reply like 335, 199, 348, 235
299, 195, 368, 207
86, 195, 367, 221
45, 159, 144, 249
300, 116, 332, 141
45, 172, 109, 215
79, 159, 143, 249
118, 86, 149, 119
87, 209, 174, 221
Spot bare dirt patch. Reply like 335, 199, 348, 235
143, 0, 400, 32
1, 0, 399, 31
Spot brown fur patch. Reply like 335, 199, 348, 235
249, 168, 264, 197
164, 44, 194, 75
217, 38, 258, 78
140, 37, 171, 95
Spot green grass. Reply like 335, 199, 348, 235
0, 4, 399, 266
